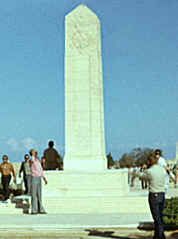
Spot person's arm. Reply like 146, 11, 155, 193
176, 171, 178, 184
166, 167, 175, 182
19, 162, 23, 177
55, 150, 61, 163
42, 176, 48, 185
43, 150, 47, 160
11, 164, 16, 183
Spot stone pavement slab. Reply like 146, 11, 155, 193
0, 213, 152, 230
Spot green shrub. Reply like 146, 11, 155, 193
163, 197, 178, 227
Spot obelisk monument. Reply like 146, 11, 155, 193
42, 5, 130, 213
64, 5, 107, 171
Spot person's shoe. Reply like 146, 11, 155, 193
38, 211, 47, 214
2, 199, 10, 203
31, 212, 38, 215
2, 200, 8, 203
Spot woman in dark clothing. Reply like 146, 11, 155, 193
19, 154, 31, 194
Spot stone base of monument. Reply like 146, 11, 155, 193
12, 195, 30, 214
0, 199, 24, 214
42, 170, 150, 214
43, 196, 150, 214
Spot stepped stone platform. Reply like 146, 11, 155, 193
42, 195, 150, 214
1, 169, 177, 215
0, 201, 22, 214
42, 169, 133, 214
0, 170, 148, 215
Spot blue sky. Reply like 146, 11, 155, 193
0, 0, 177, 162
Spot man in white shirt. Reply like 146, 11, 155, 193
155, 149, 170, 194
134, 153, 167, 239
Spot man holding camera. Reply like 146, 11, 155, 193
134, 153, 167, 239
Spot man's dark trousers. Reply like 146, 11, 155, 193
1, 175, 11, 200
24, 175, 31, 194
149, 192, 166, 239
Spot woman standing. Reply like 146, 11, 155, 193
19, 154, 31, 195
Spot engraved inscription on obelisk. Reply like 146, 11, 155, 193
64, 5, 107, 170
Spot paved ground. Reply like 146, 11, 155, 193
0, 180, 177, 238
0, 227, 177, 239
0, 213, 152, 229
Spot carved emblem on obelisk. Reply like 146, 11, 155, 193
66, 5, 99, 55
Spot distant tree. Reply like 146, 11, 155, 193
118, 147, 154, 168
119, 152, 135, 168
114, 160, 121, 169
107, 152, 115, 168
133, 147, 154, 166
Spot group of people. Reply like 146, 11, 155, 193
129, 149, 178, 191
0, 140, 62, 215
18, 141, 62, 195
131, 149, 178, 239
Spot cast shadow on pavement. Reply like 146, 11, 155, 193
86, 229, 178, 239
169, 232, 178, 239
86, 229, 153, 239
138, 222, 178, 239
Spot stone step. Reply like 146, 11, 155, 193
43, 191, 129, 198
0, 196, 150, 215
42, 197, 150, 214
0, 202, 22, 214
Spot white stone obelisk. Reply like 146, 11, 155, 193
64, 5, 107, 171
